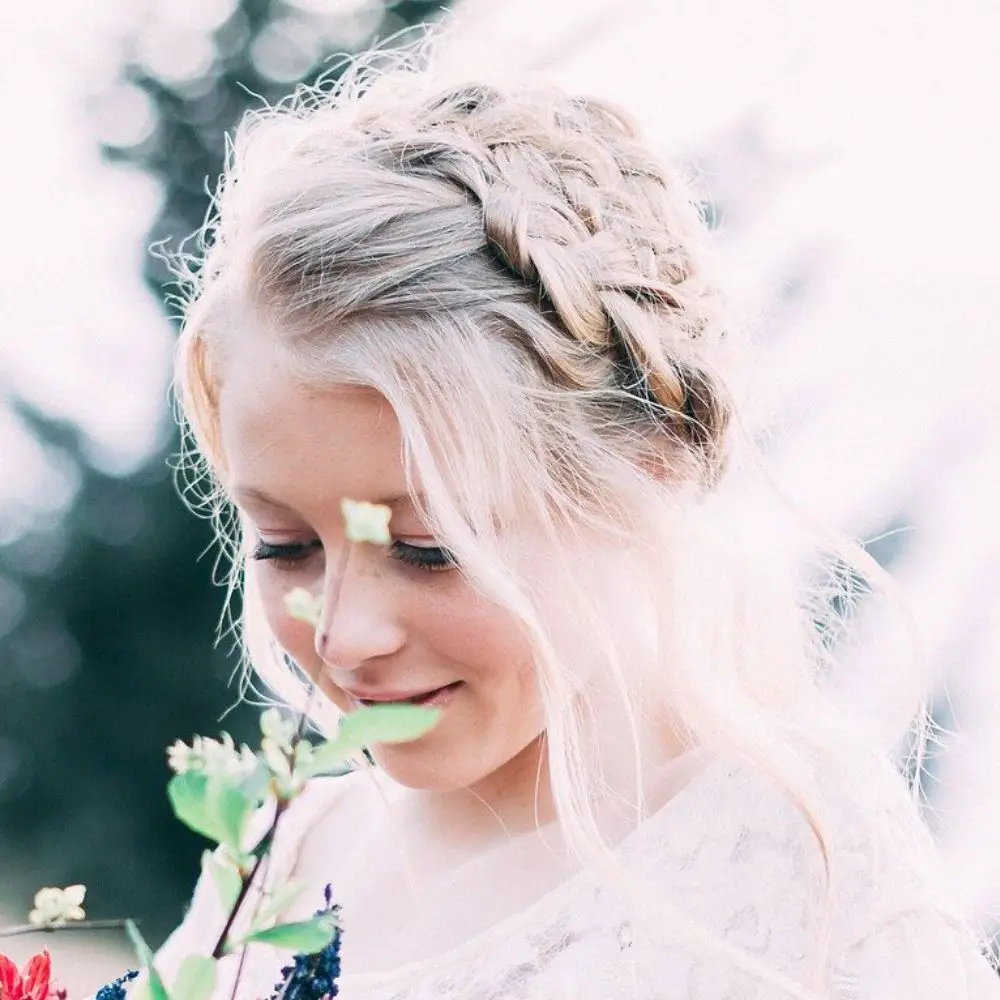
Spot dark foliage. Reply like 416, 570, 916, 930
0, 0, 447, 945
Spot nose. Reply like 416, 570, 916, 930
313, 547, 405, 674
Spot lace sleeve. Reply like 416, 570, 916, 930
816, 752, 1000, 999
831, 908, 1000, 999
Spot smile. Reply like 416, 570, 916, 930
356, 681, 464, 708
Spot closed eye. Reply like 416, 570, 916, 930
250, 539, 457, 573
250, 540, 322, 569
391, 542, 457, 572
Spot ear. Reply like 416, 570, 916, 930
634, 429, 703, 488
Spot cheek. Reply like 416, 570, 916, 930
427, 593, 541, 723
421, 587, 532, 680
254, 569, 311, 653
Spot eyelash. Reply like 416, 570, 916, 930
249, 539, 457, 573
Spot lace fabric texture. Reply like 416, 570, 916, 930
148, 752, 1000, 1000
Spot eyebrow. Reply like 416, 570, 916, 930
231, 485, 419, 511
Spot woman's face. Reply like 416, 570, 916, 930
216, 352, 547, 793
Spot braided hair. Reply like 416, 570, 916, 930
187, 74, 732, 492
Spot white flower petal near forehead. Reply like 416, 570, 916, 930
340, 498, 392, 546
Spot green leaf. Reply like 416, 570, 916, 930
167, 773, 223, 844
236, 915, 338, 953
302, 704, 440, 776
300, 738, 354, 778
124, 919, 156, 967
171, 956, 216, 1000
201, 850, 242, 912
125, 920, 170, 1000
298, 755, 354, 780
340, 703, 441, 747
207, 778, 253, 854
251, 879, 307, 932
238, 759, 272, 803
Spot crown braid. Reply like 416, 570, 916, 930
202, 77, 732, 487
343, 81, 731, 482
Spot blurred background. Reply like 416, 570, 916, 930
0, 0, 997, 992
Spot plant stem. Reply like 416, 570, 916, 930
297, 542, 351, 742
226, 832, 282, 1000
0, 919, 135, 938
324, 542, 352, 638
210, 800, 287, 961
230, 933, 252, 1000
289, 541, 351, 748
222, 540, 354, 999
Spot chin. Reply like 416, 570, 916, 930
369, 730, 546, 794
368, 745, 486, 792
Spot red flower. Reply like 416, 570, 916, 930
0, 951, 64, 1000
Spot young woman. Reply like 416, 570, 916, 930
151, 43, 1000, 1000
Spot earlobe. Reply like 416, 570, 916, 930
634, 431, 712, 492
637, 450, 668, 484
634, 434, 676, 485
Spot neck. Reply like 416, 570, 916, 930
370, 734, 554, 853
371, 696, 695, 854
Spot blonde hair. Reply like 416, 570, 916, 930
171, 39, 954, 1000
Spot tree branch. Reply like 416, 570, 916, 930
0, 919, 135, 939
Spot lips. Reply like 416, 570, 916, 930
353, 681, 462, 706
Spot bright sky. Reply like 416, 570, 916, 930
2, 0, 999, 921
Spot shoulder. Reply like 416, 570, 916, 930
623, 747, 999, 998
639, 747, 958, 950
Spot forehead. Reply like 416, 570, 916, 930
217, 353, 410, 514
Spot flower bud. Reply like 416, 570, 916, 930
28, 885, 86, 927
340, 498, 392, 545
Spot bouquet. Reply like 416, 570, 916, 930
0, 500, 441, 1000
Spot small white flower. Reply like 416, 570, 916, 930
235, 743, 260, 779
29, 884, 87, 927
166, 734, 259, 782
205, 734, 259, 782
167, 739, 195, 775
291, 739, 316, 783
284, 588, 323, 627
260, 707, 297, 753
261, 735, 293, 786
341, 498, 392, 545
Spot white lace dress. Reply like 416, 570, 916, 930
150, 750, 1000, 999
